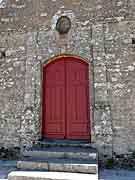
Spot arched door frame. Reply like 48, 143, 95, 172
41, 54, 94, 142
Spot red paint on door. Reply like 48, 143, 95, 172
42, 57, 90, 140
42, 60, 66, 138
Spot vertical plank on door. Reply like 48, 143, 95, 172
42, 59, 66, 138
66, 58, 90, 139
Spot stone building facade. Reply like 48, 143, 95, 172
0, 0, 135, 160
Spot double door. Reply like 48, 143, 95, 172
42, 57, 90, 140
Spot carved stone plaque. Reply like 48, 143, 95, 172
56, 16, 71, 34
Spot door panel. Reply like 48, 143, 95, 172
66, 58, 90, 139
42, 59, 66, 138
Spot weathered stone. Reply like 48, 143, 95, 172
8, 171, 98, 180
17, 160, 98, 174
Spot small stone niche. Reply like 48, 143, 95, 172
132, 38, 135, 45
0, 50, 6, 59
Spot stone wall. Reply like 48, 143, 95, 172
93, 21, 135, 158
0, 0, 135, 160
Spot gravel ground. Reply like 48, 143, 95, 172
1, 161, 135, 180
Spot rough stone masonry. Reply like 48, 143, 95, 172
0, 0, 135, 162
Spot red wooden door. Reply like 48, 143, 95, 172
42, 57, 90, 140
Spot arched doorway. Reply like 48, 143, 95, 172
42, 56, 91, 140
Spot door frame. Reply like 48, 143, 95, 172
41, 54, 93, 142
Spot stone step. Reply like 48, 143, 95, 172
23, 146, 97, 160
17, 158, 98, 174
8, 171, 98, 180
33, 139, 94, 148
